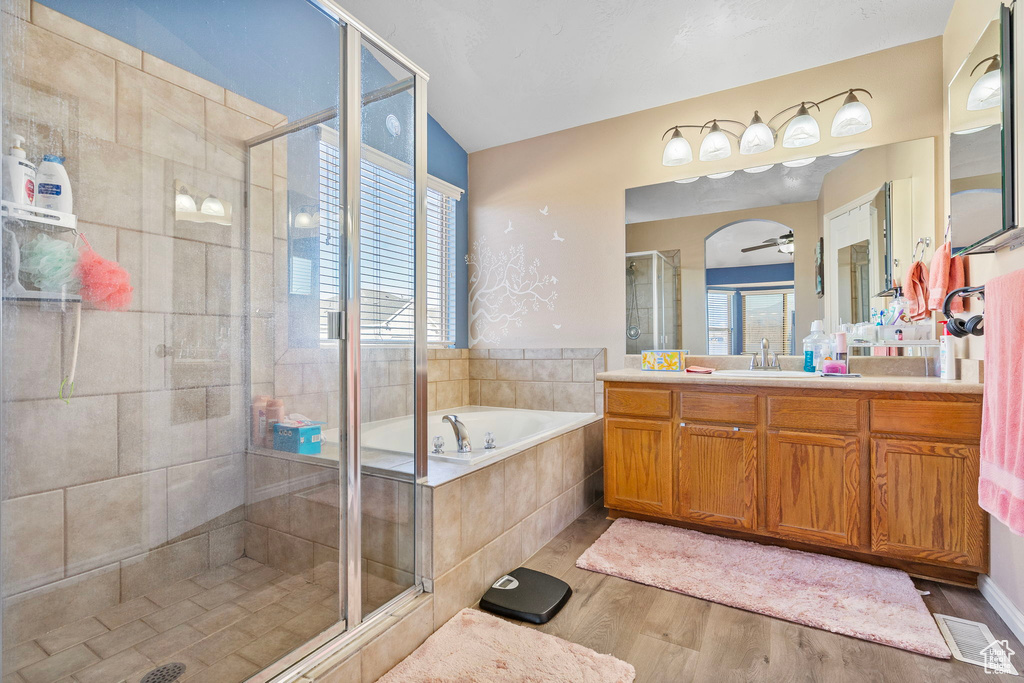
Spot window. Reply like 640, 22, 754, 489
741, 290, 794, 354
706, 290, 733, 355
315, 128, 462, 345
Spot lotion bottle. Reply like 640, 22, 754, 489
35, 155, 72, 213
939, 321, 957, 380
3, 135, 35, 205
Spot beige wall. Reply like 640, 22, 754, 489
626, 202, 820, 353
944, 0, 1024, 626
468, 38, 944, 367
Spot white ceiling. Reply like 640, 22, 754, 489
340, 0, 955, 152
705, 220, 794, 269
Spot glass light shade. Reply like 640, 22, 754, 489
968, 68, 1002, 111
662, 130, 693, 166
175, 193, 196, 212
673, 177, 699, 184
829, 150, 859, 157
294, 211, 313, 228
778, 242, 795, 254
740, 122, 775, 155
782, 157, 816, 168
699, 127, 732, 161
831, 100, 872, 137
707, 170, 734, 179
953, 125, 994, 135
201, 196, 225, 216
743, 164, 774, 173
783, 108, 820, 148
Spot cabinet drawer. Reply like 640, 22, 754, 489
606, 386, 673, 419
768, 396, 860, 432
678, 392, 757, 425
870, 400, 981, 440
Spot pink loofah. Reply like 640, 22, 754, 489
74, 235, 133, 310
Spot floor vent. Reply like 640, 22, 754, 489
139, 662, 187, 683
934, 614, 1018, 675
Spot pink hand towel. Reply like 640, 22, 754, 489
949, 253, 965, 314
903, 260, 930, 321
927, 242, 966, 314
979, 267, 1024, 535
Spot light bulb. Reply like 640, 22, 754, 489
781, 157, 816, 168
707, 170, 734, 179
743, 164, 774, 173
175, 192, 196, 212
779, 242, 795, 254
740, 111, 775, 155
662, 129, 693, 166
673, 177, 699, 184
783, 105, 820, 148
699, 122, 732, 161
201, 196, 225, 216
831, 91, 872, 136
968, 67, 1002, 111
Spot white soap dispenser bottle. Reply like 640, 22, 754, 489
35, 155, 72, 213
3, 135, 36, 205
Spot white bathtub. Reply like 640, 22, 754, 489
320, 405, 598, 471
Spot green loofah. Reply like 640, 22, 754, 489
19, 234, 79, 291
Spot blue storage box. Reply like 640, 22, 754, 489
273, 422, 323, 455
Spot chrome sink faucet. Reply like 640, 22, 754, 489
442, 415, 472, 453
748, 337, 781, 371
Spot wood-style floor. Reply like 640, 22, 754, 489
505, 504, 1024, 683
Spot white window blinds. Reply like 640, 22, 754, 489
315, 129, 462, 346
741, 290, 794, 354
706, 290, 733, 355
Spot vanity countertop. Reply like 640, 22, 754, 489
597, 368, 984, 394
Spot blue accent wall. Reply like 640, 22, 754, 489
39, 0, 470, 346
705, 263, 795, 287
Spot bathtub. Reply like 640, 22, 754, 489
320, 405, 598, 472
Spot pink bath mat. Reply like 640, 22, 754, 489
378, 608, 635, 682
577, 518, 950, 659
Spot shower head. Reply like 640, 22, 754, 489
627, 261, 636, 273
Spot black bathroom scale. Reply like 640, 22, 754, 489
479, 567, 571, 624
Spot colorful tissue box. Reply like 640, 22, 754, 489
273, 422, 323, 455
641, 350, 685, 372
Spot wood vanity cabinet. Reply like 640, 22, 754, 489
603, 382, 988, 583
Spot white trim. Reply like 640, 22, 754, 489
979, 574, 1024, 648
822, 186, 882, 330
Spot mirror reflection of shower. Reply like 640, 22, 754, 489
624, 251, 680, 353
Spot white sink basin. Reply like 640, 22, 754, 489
713, 369, 820, 378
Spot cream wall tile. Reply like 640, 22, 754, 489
4, 396, 118, 498
536, 436, 564, 506
460, 464, 504, 556
358, 598, 433, 683
370, 385, 406, 421
2, 304, 63, 401
141, 53, 224, 101
69, 310, 164, 396
562, 429, 586, 489
274, 238, 289, 303
285, 392, 329, 424
562, 348, 603, 359
1, 491, 63, 596
31, 3, 140, 65
273, 137, 288, 178
533, 359, 572, 381
449, 359, 469, 380
76, 137, 143, 227
250, 251, 274, 316
503, 447, 537, 529
206, 385, 247, 457
250, 185, 274, 253
166, 454, 245, 541
427, 359, 450, 381
249, 140, 273, 191
267, 529, 314, 575
166, 314, 240, 388
316, 651, 361, 683
583, 419, 604, 476
303, 363, 341, 394
118, 389, 207, 474
225, 91, 286, 127
488, 349, 523, 359
120, 535, 208, 601
2, 564, 119, 645
431, 554, 482, 631
435, 380, 463, 410
553, 381, 595, 412
468, 359, 495, 379
275, 364, 303, 397
478, 380, 514, 407
572, 359, 596, 382
116, 63, 205, 165
480, 526, 523, 586
495, 359, 532, 380
523, 348, 561, 359
205, 245, 244, 316
205, 100, 271, 181
66, 471, 168, 575
4, 0, 29, 20
515, 381, 553, 410
521, 503, 554, 560
247, 454, 290, 531
430, 480, 461, 578
244, 522, 269, 564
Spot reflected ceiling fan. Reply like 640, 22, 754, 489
741, 230, 795, 255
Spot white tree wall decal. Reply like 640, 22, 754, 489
467, 237, 557, 344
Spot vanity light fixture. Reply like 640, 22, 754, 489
968, 55, 1001, 110
782, 103, 821, 148
661, 120, 743, 166
706, 170, 735, 179
661, 128, 694, 166
293, 205, 319, 228
201, 196, 225, 217
781, 157, 816, 167
699, 120, 741, 161
831, 89, 873, 136
175, 191, 197, 212
739, 111, 775, 155
778, 242, 795, 255
743, 164, 774, 173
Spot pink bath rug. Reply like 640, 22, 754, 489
377, 608, 635, 682
576, 518, 950, 659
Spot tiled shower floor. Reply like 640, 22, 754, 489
4, 558, 342, 683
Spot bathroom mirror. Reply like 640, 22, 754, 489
948, 4, 1016, 253
625, 137, 935, 354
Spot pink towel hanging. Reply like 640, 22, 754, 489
979, 268, 1024, 535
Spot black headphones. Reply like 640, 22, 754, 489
942, 286, 985, 338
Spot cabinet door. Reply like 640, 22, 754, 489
677, 424, 757, 529
871, 439, 985, 568
766, 431, 861, 547
604, 417, 674, 516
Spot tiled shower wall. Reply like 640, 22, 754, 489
0, 3, 282, 646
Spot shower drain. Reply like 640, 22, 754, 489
139, 662, 187, 683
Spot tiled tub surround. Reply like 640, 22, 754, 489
469, 347, 607, 413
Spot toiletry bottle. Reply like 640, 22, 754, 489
802, 320, 830, 372
3, 135, 35, 205
939, 322, 957, 380
252, 395, 270, 447
265, 399, 285, 448
35, 155, 72, 213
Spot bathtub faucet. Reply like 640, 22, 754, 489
442, 415, 472, 453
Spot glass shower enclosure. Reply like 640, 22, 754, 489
0, 1, 428, 681
625, 250, 679, 353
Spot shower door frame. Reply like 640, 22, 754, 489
243, 3, 429, 680
626, 249, 676, 350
